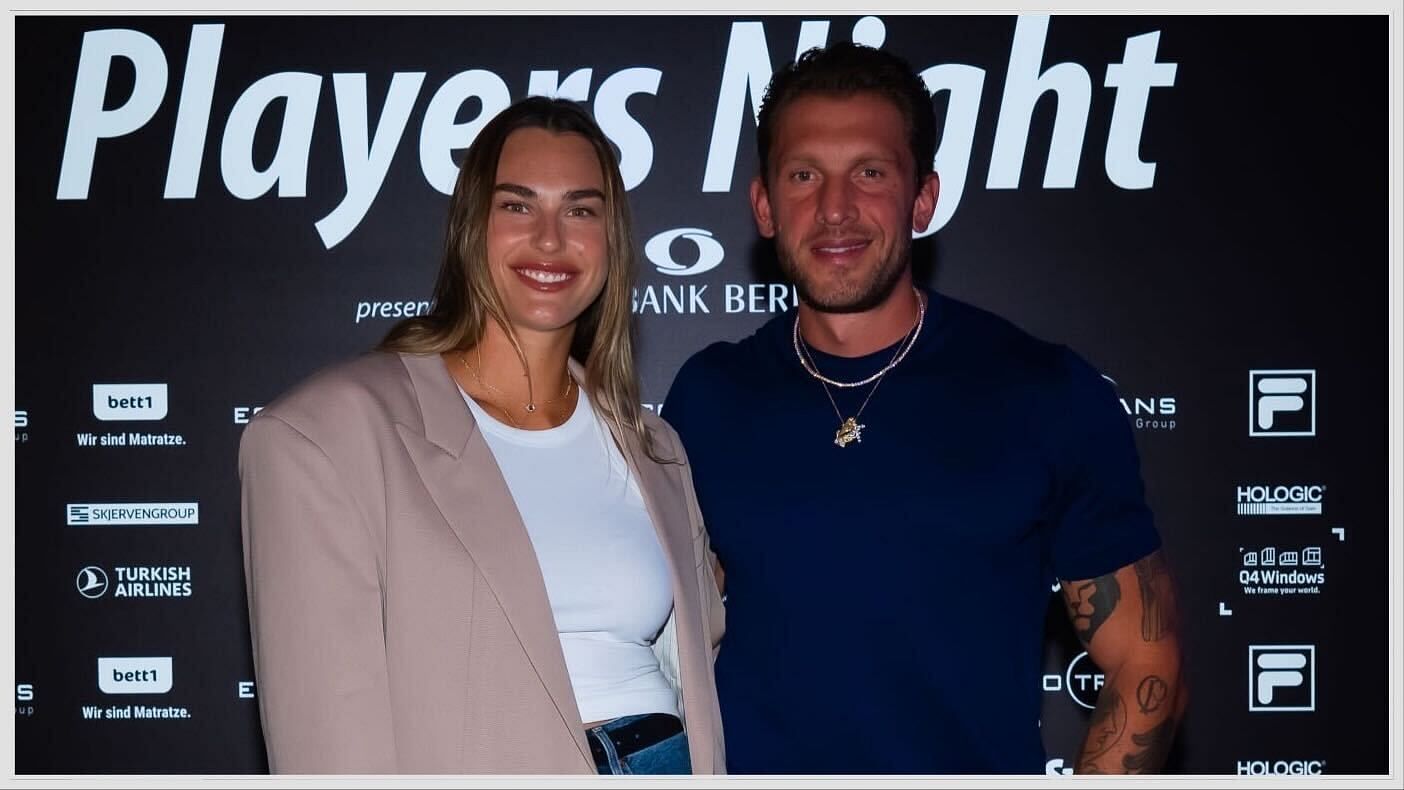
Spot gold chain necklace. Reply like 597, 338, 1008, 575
460, 348, 574, 428
792, 286, 926, 388
793, 291, 926, 448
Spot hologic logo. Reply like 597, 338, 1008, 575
98, 657, 173, 694
93, 384, 168, 421
645, 227, 725, 277
1236, 484, 1324, 515
1250, 369, 1316, 437
1236, 760, 1324, 775
76, 566, 110, 598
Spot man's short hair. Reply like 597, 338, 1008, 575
756, 42, 935, 187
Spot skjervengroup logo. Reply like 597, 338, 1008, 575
76, 566, 110, 598
66, 503, 199, 526
76, 565, 194, 598
1236, 484, 1324, 515
1249, 370, 1315, 437
1248, 645, 1315, 712
92, 384, 168, 421
98, 657, 172, 695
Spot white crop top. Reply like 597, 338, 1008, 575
460, 383, 678, 724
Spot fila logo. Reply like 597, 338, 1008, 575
1249, 645, 1315, 712
1249, 370, 1315, 437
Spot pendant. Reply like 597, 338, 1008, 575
834, 417, 864, 448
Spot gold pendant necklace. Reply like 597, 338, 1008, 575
794, 291, 925, 448
460, 348, 574, 427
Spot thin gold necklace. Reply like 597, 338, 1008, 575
794, 292, 925, 448
460, 348, 574, 428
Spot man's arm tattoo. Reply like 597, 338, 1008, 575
1135, 675, 1170, 714
1078, 688, 1127, 766
1133, 552, 1177, 642
1120, 717, 1177, 773
1066, 573, 1121, 646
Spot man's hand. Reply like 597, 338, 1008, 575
1060, 549, 1186, 774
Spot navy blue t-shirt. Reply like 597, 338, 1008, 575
663, 291, 1161, 775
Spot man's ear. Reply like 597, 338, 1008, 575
911, 171, 940, 234
750, 176, 777, 238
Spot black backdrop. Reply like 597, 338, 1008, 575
12, 14, 1390, 775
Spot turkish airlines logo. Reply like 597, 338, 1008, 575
76, 566, 110, 598
645, 227, 725, 276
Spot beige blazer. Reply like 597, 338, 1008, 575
239, 351, 726, 774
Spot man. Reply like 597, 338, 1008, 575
663, 43, 1185, 774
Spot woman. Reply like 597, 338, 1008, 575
239, 97, 725, 775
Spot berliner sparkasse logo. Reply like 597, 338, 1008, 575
1249, 370, 1315, 437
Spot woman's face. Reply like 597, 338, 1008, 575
484, 127, 610, 339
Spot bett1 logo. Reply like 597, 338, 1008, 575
93, 384, 167, 421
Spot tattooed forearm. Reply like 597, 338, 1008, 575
1135, 675, 1169, 714
1120, 717, 1177, 773
1078, 688, 1127, 765
1133, 552, 1178, 642
1065, 574, 1121, 646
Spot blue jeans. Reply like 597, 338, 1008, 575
587, 714, 692, 775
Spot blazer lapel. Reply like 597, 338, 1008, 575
395, 352, 592, 769
612, 413, 714, 775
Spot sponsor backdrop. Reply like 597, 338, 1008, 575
12, 14, 1388, 775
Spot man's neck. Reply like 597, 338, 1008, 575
796, 277, 921, 358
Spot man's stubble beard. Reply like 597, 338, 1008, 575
776, 235, 911, 315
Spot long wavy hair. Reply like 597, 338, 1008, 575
379, 96, 661, 460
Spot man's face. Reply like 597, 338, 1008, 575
751, 92, 938, 313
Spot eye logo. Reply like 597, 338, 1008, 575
645, 227, 725, 276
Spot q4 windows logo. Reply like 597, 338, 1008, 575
644, 227, 724, 276
1249, 370, 1315, 437
1249, 645, 1315, 712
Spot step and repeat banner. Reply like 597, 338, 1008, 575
12, 14, 1390, 775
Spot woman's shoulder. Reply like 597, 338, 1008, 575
251, 351, 421, 444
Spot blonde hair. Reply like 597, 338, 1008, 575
379, 97, 664, 461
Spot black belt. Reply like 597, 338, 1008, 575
588, 713, 683, 762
